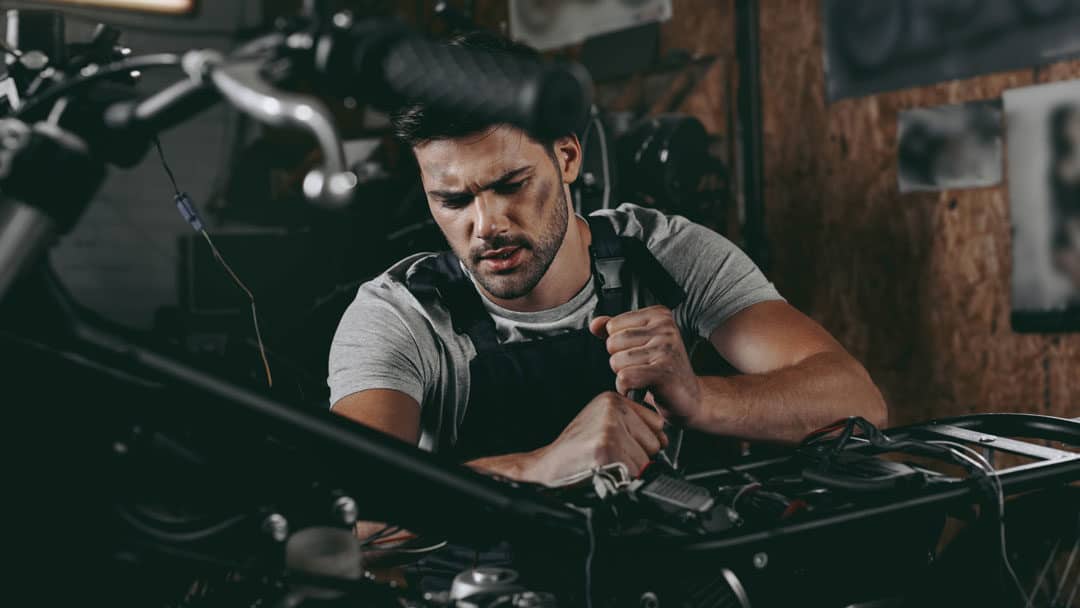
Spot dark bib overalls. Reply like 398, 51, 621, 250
406, 215, 686, 462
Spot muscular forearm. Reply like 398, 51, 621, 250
467, 392, 669, 486
690, 351, 887, 444
466, 450, 547, 484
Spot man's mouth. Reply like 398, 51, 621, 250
478, 246, 525, 272
481, 247, 519, 260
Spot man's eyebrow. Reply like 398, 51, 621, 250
428, 166, 532, 200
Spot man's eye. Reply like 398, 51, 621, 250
494, 180, 526, 195
441, 196, 472, 209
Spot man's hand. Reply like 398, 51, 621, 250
590, 305, 703, 425
528, 391, 668, 485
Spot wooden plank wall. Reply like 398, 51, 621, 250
432, 0, 1080, 425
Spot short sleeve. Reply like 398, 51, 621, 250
327, 280, 436, 408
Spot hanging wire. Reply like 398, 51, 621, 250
927, 440, 1030, 606
153, 137, 273, 388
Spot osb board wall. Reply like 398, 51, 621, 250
760, 0, 1080, 425
435, 0, 1080, 425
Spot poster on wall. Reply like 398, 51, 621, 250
509, 0, 671, 51
1004, 79, 1080, 331
897, 100, 1003, 193
824, 0, 1080, 102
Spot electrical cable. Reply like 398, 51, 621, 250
801, 419, 1033, 604
153, 136, 181, 193
368, 534, 417, 546
593, 111, 612, 211
153, 136, 273, 388
1051, 538, 1078, 606
730, 482, 761, 510
1026, 538, 1063, 608
368, 539, 448, 554
580, 506, 595, 608
357, 524, 401, 546
114, 506, 248, 543
927, 440, 1031, 606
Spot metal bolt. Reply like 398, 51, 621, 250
639, 591, 659, 608
261, 513, 289, 542
286, 32, 314, 50
19, 50, 48, 71
515, 591, 555, 607
332, 10, 354, 29
332, 495, 358, 525
978, 435, 996, 444
752, 552, 768, 569
328, 172, 358, 197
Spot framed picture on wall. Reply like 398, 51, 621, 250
1004, 79, 1080, 332
897, 100, 1003, 193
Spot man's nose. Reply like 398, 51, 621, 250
472, 193, 509, 239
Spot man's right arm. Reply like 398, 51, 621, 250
332, 390, 668, 486
330, 389, 542, 479
331, 389, 421, 445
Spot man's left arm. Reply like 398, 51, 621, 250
591, 301, 887, 444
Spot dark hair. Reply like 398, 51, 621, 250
390, 30, 567, 150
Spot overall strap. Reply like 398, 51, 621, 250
586, 214, 687, 315
622, 237, 686, 310
586, 215, 631, 317
406, 252, 500, 350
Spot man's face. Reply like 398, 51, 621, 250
414, 126, 573, 300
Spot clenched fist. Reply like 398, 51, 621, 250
589, 305, 703, 425
529, 391, 668, 485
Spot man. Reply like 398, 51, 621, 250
328, 33, 886, 486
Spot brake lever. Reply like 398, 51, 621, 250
187, 49, 357, 209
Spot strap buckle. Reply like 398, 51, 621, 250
594, 256, 625, 290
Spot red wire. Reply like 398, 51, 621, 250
369, 533, 417, 546
802, 418, 849, 443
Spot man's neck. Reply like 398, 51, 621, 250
481, 214, 592, 313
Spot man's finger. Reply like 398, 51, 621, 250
616, 365, 661, 399
609, 344, 655, 372
618, 405, 663, 455
589, 315, 612, 339
622, 396, 666, 432
615, 440, 650, 477
605, 327, 653, 355
605, 305, 670, 334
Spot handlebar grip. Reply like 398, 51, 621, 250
104, 78, 219, 138
382, 37, 591, 140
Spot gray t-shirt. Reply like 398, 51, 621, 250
328, 203, 783, 451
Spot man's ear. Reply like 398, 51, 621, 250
553, 134, 582, 185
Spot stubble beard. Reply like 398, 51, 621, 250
464, 185, 569, 300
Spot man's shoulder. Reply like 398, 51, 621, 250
345, 252, 447, 321
588, 203, 719, 249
